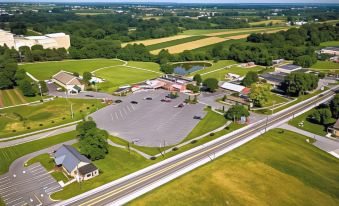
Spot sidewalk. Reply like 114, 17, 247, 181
279, 123, 339, 158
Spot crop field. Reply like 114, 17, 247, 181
128, 129, 339, 206
0, 98, 105, 138
249, 19, 285, 25
311, 61, 339, 71
121, 35, 191, 47
151, 37, 227, 54
94, 63, 162, 93
191, 39, 246, 53
146, 36, 208, 51
0, 88, 41, 108
19, 59, 124, 80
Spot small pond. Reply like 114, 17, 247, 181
171, 62, 212, 75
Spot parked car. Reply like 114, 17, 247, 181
161, 99, 171, 102
144, 97, 152, 100
115, 100, 122, 103
130, 101, 138, 104
193, 116, 201, 120
85, 94, 94, 97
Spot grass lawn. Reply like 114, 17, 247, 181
26, 153, 55, 171
183, 108, 227, 142
289, 109, 336, 136
125, 61, 161, 72
146, 36, 208, 51
201, 65, 264, 81
51, 171, 69, 183
50, 145, 154, 200
261, 93, 290, 107
19, 59, 124, 80
0, 98, 105, 138
217, 27, 286, 38
0, 131, 77, 175
128, 129, 339, 206
94, 65, 162, 93
0, 88, 44, 107
311, 61, 339, 70
320, 41, 339, 47
187, 60, 237, 77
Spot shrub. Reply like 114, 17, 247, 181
12, 130, 16, 132
172, 147, 179, 151
209, 133, 215, 136
62, 117, 66, 120
150, 156, 157, 160
191, 140, 198, 144
27, 127, 31, 129
39, 124, 43, 126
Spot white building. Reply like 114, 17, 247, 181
275, 64, 302, 74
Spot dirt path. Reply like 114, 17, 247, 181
13, 89, 26, 104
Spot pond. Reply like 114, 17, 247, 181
171, 62, 212, 75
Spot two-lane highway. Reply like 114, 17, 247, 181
58, 88, 336, 206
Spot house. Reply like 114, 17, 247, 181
113, 86, 131, 96
275, 64, 302, 74
329, 56, 339, 63
240, 62, 256, 68
259, 72, 287, 88
320, 47, 339, 56
219, 82, 250, 95
225, 73, 241, 80
327, 119, 339, 138
52, 71, 85, 94
53, 145, 99, 182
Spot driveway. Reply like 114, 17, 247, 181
90, 90, 206, 147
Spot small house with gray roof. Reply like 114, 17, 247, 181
52, 71, 85, 94
54, 144, 99, 181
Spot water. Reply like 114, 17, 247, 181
172, 62, 212, 75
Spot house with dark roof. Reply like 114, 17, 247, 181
52, 71, 85, 94
259, 72, 287, 88
54, 145, 99, 181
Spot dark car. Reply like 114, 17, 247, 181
193, 116, 201, 120
145, 97, 152, 100
177, 103, 184, 108
160, 99, 166, 102
115, 100, 122, 103
130, 101, 138, 104
85, 94, 94, 97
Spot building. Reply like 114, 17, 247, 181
272, 59, 284, 65
53, 145, 99, 181
320, 47, 339, 56
0, 29, 70, 50
259, 72, 287, 88
240, 62, 256, 68
156, 74, 194, 92
113, 86, 131, 96
52, 71, 85, 94
327, 119, 339, 138
224, 95, 252, 108
225, 73, 241, 80
275, 64, 302, 74
219, 82, 250, 95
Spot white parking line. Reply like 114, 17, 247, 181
123, 107, 128, 115
2, 191, 16, 197
126, 105, 132, 112
0, 176, 9, 180
28, 164, 42, 170
115, 112, 119, 120
0, 187, 15, 195
11, 201, 25, 206
45, 185, 60, 193
119, 110, 124, 119
5, 197, 23, 204
130, 104, 135, 111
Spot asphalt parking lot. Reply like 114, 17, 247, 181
0, 163, 61, 206
91, 90, 206, 147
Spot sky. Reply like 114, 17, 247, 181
3, 0, 339, 4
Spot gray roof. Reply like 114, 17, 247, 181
260, 72, 287, 84
54, 145, 91, 173
323, 46, 339, 52
278, 64, 302, 70
78, 163, 98, 175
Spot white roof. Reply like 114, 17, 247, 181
220, 82, 245, 93
46, 33, 66, 37
24, 36, 48, 40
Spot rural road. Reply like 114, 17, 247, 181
55, 87, 337, 206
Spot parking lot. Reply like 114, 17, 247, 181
0, 163, 61, 206
90, 90, 206, 147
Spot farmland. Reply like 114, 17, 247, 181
0, 88, 42, 108
122, 35, 191, 47
19, 59, 124, 80
249, 19, 285, 26
146, 36, 208, 51
0, 98, 105, 138
128, 129, 339, 206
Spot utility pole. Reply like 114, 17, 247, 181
38, 82, 43, 102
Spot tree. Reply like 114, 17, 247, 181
10, 22, 27, 35
186, 84, 200, 93
203, 78, 218, 92
242, 71, 259, 87
193, 74, 202, 85
160, 64, 174, 74
83, 72, 92, 85
38, 81, 48, 94
18, 79, 35, 97
282, 72, 319, 96
293, 55, 317, 68
0, 73, 13, 89
249, 83, 272, 107
73, 72, 80, 77
330, 94, 339, 119
225, 105, 250, 121
310, 108, 332, 125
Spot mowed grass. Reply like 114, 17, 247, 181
201, 65, 264, 80
94, 64, 162, 93
261, 93, 290, 107
187, 60, 237, 77
249, 19, 285, 25
0, 131, 77, 175
217, 27, 286, 38
19, 59, 124, 80
0, 98, 105, 138
311, 61, 339, 70
51, 145, 154, 200
191, 38, 246, 53
320, 41, 339, 47
146, 36, 208, 51
26, 153, 55, 171
128, 129, 339, 206
289, 109, 336, 136
0, 88, 43, 107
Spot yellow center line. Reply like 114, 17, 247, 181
79, 91, 333, 206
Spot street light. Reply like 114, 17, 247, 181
38, 82, 43, 102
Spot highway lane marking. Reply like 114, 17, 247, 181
78, 91, 334, 206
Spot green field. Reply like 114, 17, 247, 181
319, 41, 339, 47
201, 65, 264, 80
249, 19, 285, 26
261, 93, 290, 107
94, 64, 162, 93
0, 88, 43, 107
51, 145, 153, 200
188, 60, 237, 77
311, 61, 339, 70
217, 27, 286, 38
26, 153, 55, 171
0, 98, 105, 138
20, 59, 124, 80
289, 109, 336, 136
128, 129, 339, 206
125, 61, 161, 72
146, 36, 208, 51
0, 131, 77, 175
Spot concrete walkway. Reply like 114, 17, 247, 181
279, 123, 339, 158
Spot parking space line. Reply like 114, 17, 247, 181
2, 191, 16, 198
126, 105, 132, 112
5, 197, 23, 204
45, 185, 60, 193
119, 110, 124, 119
12, 201, 25, 206
130, 104, 135, 111
0, 176, 9, 180
28, 164, 42, 170
123, 107, 128, 116
115, 112, 119, 120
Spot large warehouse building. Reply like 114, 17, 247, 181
0, 29, 70, 50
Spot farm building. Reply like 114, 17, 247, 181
219, 82, 250, 95
275, 64, 302, 74
0, 29, 70, 50
53, 145, 99, 182
225, 73, 241, 80
320, 47, 339, 56
240, 62, 256, 68
52, 71, 85, 94
224, 95, 252, 108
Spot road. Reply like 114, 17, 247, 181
57, 88, 337, 206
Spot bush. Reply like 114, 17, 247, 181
12, 130, 16, 132
172, 147, 179, 151
62, 117, 66, 120
150, 156, 157, 160
209, 133, 215, 136
191, 140, 198, 144
51, 120, 55, 123
27, 127, 31, 129
39, 124, 43, 126
87, 107, 90, 110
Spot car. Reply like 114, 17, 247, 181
165, 99, 171, 102
85, 94, 94, 97
144, 97, 152, 100
193, 116, 201, 120
115, 100, 122, 103
176, 103, 184, 108
161, 99, 166, 102
130, 101, 138, 104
